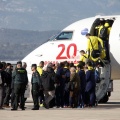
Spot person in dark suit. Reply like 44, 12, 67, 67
85, 61, 96, 107
77, 64, 86, 108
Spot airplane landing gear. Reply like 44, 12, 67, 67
99, 93, 109, 103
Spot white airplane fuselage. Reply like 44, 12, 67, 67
22, 15, 120, 101
22, 15, 120, 80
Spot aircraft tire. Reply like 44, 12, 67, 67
99, 93, 109, 103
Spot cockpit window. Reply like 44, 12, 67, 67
55, 31, 73, 40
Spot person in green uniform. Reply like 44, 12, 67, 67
31, 64, 42, 110
11, 61, 28, 111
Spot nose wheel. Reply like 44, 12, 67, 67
99, 93, 109, 103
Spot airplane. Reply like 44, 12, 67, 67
22, 15, 120, 103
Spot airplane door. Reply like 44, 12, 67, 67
109, 18, 120, 79
96, 18, 120, 101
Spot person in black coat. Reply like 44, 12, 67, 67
63, 62, 70, 108
0, 63, 7, 109
55, 62, 65, 108
3, 63, 12, 107
41, 64, 55, 109
69, 67, 80, 108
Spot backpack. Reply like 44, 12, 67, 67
99, 27, 108, 39
89, 38, 101, 59
41, 72, 55, 91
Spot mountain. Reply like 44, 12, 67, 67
0, 28, 59, 61
0, 0, 120, 31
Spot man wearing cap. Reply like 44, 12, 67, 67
11, 61, 28, 111
31, 64, 42, 110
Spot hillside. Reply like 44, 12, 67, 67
0, 29, 59, 61
0, 0, 120, 31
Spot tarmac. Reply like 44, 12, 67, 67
0, 80, 120, 120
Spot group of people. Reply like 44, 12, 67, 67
0, 18, 112, 111
0, 61, 28, 110
0, 60, 97, 110
31, 60, 97, 110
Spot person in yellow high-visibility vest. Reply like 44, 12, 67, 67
80, 50, 88, 62
95, 20, 105, 37
37, 61, 44, 107
86, 33, 105, 62
37, 61, 44, 76
99, 21, 111, 61
79, 50, 88, 66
